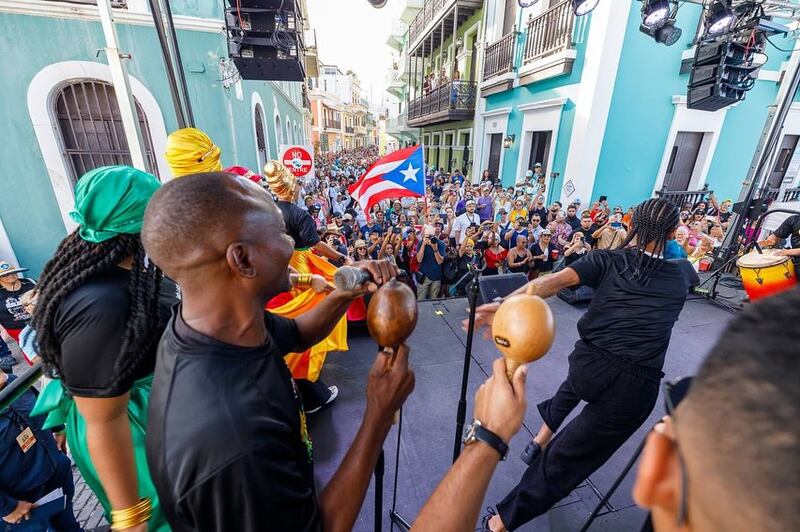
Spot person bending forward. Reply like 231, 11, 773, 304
473, 198, 696, 531
142, 173, 413, 532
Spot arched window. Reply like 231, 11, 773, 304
54, 80, 159, 186
284, 117, 291, 146
254, 103, 269, 170
275, 114, 283, 148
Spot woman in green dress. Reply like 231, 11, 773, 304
31, 165, 175, 531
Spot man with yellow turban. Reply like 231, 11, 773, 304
165, 127, 222, 177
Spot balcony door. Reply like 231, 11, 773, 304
487, 133, 503, 181
527, 131, 552, 176
768, 134, 799, 188
663, 132, 704, 192
444, 133, 454, 172
502, 0, 517, 35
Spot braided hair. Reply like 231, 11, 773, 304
619, 198, 680, 285
32, 231, 163, 389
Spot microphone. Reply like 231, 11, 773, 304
333, 265, 408, 291
334, 266, 371, 291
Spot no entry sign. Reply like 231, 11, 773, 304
280, 145, 314, 178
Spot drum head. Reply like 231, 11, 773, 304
737, 250, 789, 268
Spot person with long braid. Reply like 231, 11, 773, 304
30, 166, 177, 532
469, 198, 698, 532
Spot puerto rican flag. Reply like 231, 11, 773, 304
348, 145, 425, 213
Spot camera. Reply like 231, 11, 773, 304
393, 227, 401, 235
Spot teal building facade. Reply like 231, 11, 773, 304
0, 0, 307, 274
477, 0, 800, 208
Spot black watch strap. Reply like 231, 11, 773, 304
474, 424, 509, 460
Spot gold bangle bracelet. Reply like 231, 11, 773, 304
110, 498, 152, 530
296, 273, 313, 288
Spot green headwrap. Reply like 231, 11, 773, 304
69, 165, 161, 244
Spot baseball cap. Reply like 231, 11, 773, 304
308, 204, 320, 212
574, 198, 582, 204
525, 170, 533, 177
343, 213, 354, 221
466, 199, 477, 206
541, 229, 552, 235
534, 162, 542, 168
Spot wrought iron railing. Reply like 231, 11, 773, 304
761, 186, 800, 202
523, 0, 575, 65
326, 120, 342, 130
345, 126, 355, 133
407, 80, 477, 122
409, 0, 447, 45
654, 183, 713, 208
483, 29, 517, 81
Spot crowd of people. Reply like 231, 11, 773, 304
292, 150, 740, 303
0, 139, 798, 532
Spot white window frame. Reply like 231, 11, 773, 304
479, 107, 511, 183
516, 97, 567, 189
652, 96, 728, 194
252, 91, 270, 171
27, 60, 169, 231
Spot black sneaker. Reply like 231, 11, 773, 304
520, 440, 542, 466
305, 385, 339, 414
478, 507, 497, 531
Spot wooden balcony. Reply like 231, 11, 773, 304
481, 29, 518, 96
519, 0, 576, 85
407, 80, 476, 127
408, 0, 483, 56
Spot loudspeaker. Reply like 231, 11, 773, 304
225, 0, 306, 82
557, 285, 594, 305
477, 273, 528, 306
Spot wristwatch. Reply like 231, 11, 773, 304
462, 419, 508, 460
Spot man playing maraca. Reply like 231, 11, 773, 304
470, 198, 696, 532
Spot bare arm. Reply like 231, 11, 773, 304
413, 359, 527, 532
319, 346, 414, 532
313, 240, 347, 262
74, 395, 145, 531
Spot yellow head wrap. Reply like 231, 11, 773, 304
263, 160, 297, 201
165, 127, 222, 177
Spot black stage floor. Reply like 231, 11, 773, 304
309, 294, 734, 531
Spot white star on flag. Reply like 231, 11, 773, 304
400, 163, 418, 183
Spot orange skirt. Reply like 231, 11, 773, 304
267, 249, 348, 382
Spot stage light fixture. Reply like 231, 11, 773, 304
366, 0, 388, 7
655, 21, 682, 45
572, 0, 599, 16
642, 0, 670, 28
518, 0, 539, 7
706, 0, 735, 35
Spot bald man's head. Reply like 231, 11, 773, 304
142, 172, 293, 296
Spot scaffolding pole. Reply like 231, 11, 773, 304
97, 0, 147, 170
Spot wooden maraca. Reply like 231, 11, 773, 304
491, 285, 555, 379
366, 278, 418, 424
366, 278, 418, 360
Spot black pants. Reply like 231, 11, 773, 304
496, 341, 662, 530
295, 378, 332, 411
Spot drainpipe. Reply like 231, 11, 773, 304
97, 0, 147, 170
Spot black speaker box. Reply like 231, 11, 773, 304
477, 273, 528, 306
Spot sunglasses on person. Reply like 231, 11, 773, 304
531, 218, 540, 222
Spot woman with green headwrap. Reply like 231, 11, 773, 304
31, 165, 176, 531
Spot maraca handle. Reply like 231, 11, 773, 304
505, 359, 523, 381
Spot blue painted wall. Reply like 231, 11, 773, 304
483, 15, 591, 196
593, 3, 797, 207
0, 12, 304, 275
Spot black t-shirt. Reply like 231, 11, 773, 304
569, 249, 690, 369
774, 214, 800, 250
530, 207, 548, 228
565, 216, 581, 231
146, 306, 319, 532
55, 268, 179, 397
278, 201, 320, 249
0, 278, 36, 329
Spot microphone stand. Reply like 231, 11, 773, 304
452, 260, 484, 463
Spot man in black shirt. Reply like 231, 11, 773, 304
475, 198, 695, 532
759, 213, 800, 267
142, 173, 413, 532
